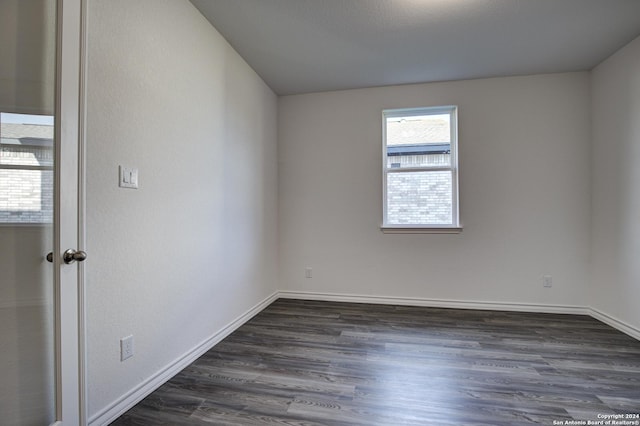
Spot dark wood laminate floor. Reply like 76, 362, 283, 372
111, 299, 640, 425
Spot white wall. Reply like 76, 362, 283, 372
279, 73, 591, 309
591, 35, 640, 332
85, 0, 278, 419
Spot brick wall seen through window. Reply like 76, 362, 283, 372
0, 112, 54, 224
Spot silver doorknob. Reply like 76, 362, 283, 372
46, 252, 54, 263
63, 249, 87, 264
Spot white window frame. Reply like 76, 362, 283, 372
381, 105, 462, 233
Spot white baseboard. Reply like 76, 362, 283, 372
277, 290, 590, 315
88, 291, 279, 426
589, 307, 640, 341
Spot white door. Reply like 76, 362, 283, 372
0, 0, 86, 425
55, 0, 86, 424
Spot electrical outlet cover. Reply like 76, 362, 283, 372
120, 335, 134, 361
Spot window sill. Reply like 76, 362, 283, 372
380, 225, 463, 234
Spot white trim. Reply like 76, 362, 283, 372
278, 291, 640, 341
450, 107, 459, 227
382, 105, 460, 228
589, 307, 640, 341
77, 0, 88, 423
56, 0, 84, 423
386, 165, 452, 173
277, 291, 589, 315
381, 225, 463, 234
383, 106, 457, 118
88, 292, 279, 426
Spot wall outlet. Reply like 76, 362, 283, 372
542, 275, 553, 288
305, 267, 312, 278
120, 335, 134, 361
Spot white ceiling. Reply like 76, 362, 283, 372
190, 0, 640, 96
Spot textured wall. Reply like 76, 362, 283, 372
591, 34, 640, 333
85, 0, 278, 418
279, 73, 591, 308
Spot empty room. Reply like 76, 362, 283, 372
2, 0, 640, 425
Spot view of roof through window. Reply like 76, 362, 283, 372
386, 114, 450, 146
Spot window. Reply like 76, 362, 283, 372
0, 112, 54, 224
382, 106, 460, 233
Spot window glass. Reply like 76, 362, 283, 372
383, 106, 459, 228
0, 112, 54, 224
386, 171, 453, 225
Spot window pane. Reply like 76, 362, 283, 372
1, 144, 54, 167
387, 114, 450, 145
386, 171, 452, 225
0, 169, 53, 223
386, 113, 450, 168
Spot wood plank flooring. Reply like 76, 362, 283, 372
111, 299, 640, 425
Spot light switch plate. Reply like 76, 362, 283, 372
119, 166, 138, 189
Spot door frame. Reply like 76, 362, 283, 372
52, 0, 87, 424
